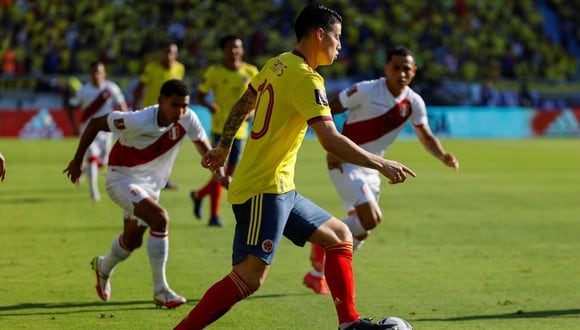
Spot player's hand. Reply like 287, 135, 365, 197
442, 153, 459, 171
63, 159, 83, 184
213, 168, 232, 189
326, 153, 343, 173
209, 103, 220, 114
379, 159, 416, 185
202, 146, 229, 173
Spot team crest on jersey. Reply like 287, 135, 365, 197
261, 239, 274, 253
168, 126, 180, 140
314, 89, 328, 106
398, 103, 410, 117
113, 118, 126, 129
346, 86, 358, 97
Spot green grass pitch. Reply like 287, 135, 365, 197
0, 137, 578, 329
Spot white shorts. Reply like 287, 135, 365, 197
106, 170, 161, 226
86, 131, 113, 165
329, 162, 381, 213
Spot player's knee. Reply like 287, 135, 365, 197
334, 221, 353, 243
149, 209, 170, 232
362, 214, 382, 230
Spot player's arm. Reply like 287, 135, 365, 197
63, 115, 111, 183
65, 93, 80, 136
195, 90, 220, 114
325, 96, 348, 171
202, 88, 256, 171
311, 119, 415, 184
118, 100, 129, 112
328, 96, 348, 115
414, 124, 459, 171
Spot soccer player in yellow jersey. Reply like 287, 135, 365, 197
190, 34, 258, 227
174, 4, 416, 330
133, 40, 185, 191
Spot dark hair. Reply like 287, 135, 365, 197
89, 60, 104, 71
161, 39, 178, 50
160, 79, 190, 97
294, 3, 342, 41
219, 34, 243, 50
387, 46, 415, 62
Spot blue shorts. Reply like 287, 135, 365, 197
231, 191, 332, 265
213, 133, 242, 167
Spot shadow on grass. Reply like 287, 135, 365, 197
0, 293, 306, 317
415, 308, 580, 322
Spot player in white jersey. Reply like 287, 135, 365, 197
68, 61, 128, 201
303, 46, 459, 295
64, 79, 220, 308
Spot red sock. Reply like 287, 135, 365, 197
310, 243, 326, 273
210, 181, 222, 217
324, 242, 359, 324
196, 178, 214, 199
174, 271, 254, 330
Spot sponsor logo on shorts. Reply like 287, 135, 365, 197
261, 239, 274, 253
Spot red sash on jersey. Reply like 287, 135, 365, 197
342, 99, 412, 145
80, 88, 112, 123
108, 123, 186, 167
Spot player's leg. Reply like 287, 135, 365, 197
281, 193, 360, 328
303, 164, 362, 292
304, 243, 330, 294
132, 196, 186, 308
85, 139, 102, 201
175, 193, 290, 329
91, 218, 143, 301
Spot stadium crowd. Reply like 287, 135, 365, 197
0, 0, 579, 106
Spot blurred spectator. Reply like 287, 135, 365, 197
479, 77, 501, 106
518, 82, 534, 107
0, 0, 578, 106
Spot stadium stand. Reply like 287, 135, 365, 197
0, 0, 578, 107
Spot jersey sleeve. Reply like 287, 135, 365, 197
107, 110, 137, 134
139, 63, 153, 83
110, 83, 126, 106
338, 81, 367, 111
410, 92, 428, 126
197, 66, 215, 94
186, 110, 208, 142
291, 74, 332, 123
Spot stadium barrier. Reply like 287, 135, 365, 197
0, 106, 578, 138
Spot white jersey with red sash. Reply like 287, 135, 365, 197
70, 80, 126, 131
106, 105, 207, 191
338, 77, 428, 159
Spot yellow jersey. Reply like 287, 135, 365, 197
228, 51, 332, 204
139, 61, 185, 107
198, 62, 258, 139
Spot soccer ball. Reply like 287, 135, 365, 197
376, 316, 413, 329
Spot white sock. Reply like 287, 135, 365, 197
309, 269, 325, 278
100, 236, 131, 275
86, 161, 100, 201
147, 231, 169, 293
343, 215, 366, 237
